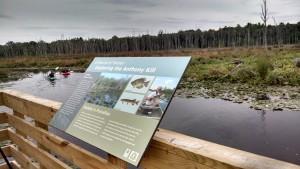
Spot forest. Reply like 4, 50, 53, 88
0, 22, 299, 58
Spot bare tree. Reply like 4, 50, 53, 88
260, 0, 269, 55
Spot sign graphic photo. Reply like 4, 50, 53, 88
49, 57, 191, 166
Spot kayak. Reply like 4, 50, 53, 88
61, 72, 70, 75
47, 76, 56, 81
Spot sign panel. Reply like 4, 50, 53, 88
49, 57, 191, 166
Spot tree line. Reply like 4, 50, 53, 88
1, 22, 299, 58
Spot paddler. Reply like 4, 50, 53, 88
62, 68, 69, 73
48, 70, 55, 77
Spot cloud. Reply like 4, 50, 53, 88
0, 13, 13, 20
197, 19, 234, 24
165, 80, 173, 87
21, 26, 87, 31
114, 9, 143, 14
0, 0, 298, 45
104, 0, 159, 7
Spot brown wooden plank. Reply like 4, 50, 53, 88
10, 145, 40, 169
152, 128, 300, 169
7, 128, 71, 169
0, 112, 7, 124
0, 161, 20, 169
149, 136, 225, 169
107, 154, 128, 169
10, 161, 22, 169
13, 111, 26, 138
6, 114, 116, 169
0, 129, 8, 142
1, 90, 61, 125
35, 121, 49, 154
0, 163, 9, 169
0, 146, 11, 159
140, 145, 213, 169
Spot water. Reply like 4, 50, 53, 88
0, 72, 83, 101
1, 72, 300, 165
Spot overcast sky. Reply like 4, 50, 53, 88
0, 0, 299, 45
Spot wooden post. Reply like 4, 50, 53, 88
35, 121, 50, 152
0, 129, 9, 143
0, 112, 7, 124
12, 111, 26, 138
35, 121, 50, 169
0, 146, 11, 159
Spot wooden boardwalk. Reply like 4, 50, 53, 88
0, 89, 299, 169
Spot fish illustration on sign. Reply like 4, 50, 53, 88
121, 99, 140, 105
131, 78, 150, 89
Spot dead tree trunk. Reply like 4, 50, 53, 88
260, 0, 269, 56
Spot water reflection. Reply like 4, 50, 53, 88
160, 97, 300, 165
257, 110, 266, 132
49, 80, 56, 86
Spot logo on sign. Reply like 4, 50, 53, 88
123, 148, 139, 162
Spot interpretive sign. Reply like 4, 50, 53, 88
49, 57, 191, 166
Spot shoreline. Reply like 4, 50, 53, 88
177, 80, 300, 111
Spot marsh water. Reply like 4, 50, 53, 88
1, 72, 300, 165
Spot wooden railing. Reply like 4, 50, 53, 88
0, 89, 299, 169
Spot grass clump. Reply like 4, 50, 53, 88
232, 66, 256, 82
256, 56, 271, 80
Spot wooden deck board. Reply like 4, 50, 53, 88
10, 145, 40, 169
7, 128, 71, 169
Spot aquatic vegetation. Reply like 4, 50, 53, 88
0, 69, 8, 78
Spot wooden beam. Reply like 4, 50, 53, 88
107, 154, 128, 169
140, 145, 212, 169
13, 111, 26, 138
10, 145, 40, 169
1, 90, 61, 125
35, 121, 49, 160
6, 114, 117, 169
0, 112, 7, 124
0, 161, 21, 169
7, 128, 71, 169
150, 128, 300, 169
0, 146, 11, 159
34, 121, 48, 169
10, 161, 22, 169
0, 163, 9, 169
0, 129, 8, 142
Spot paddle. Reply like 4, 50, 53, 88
55, 67, 60, 74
